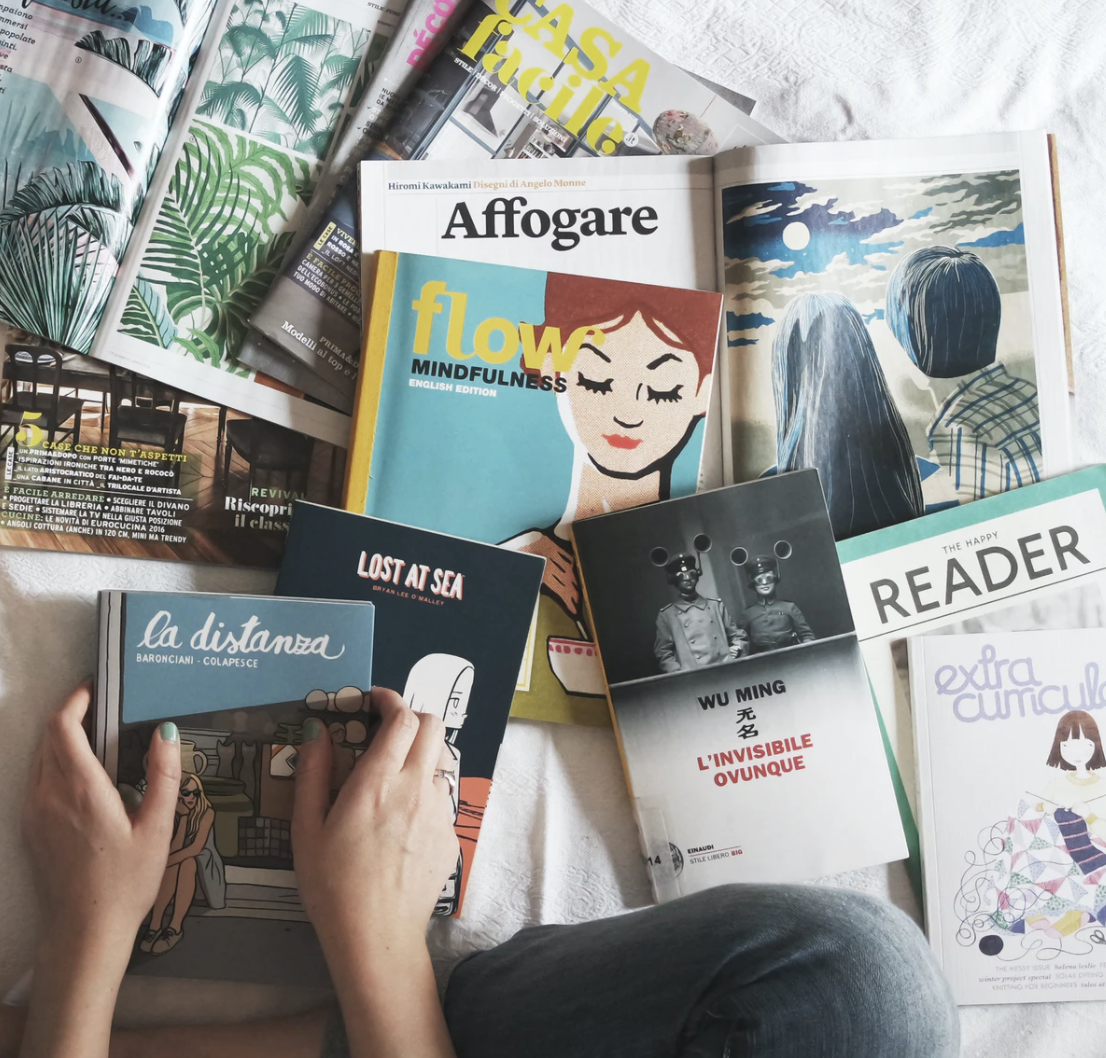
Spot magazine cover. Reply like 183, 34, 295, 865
94, 590, 375, 985
356, 155, 723, 485
912, 629, 1106, 1005
714, 132, 1072, 536
838, 465, 1106, 891
248, 0, 777, 410
0, 334, 344, 565
572, 470, 906, 899
275, 500, 545, 915
346, 250, 722, 726
0, 0, 219, 350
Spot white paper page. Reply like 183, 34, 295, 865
359, 155, 727, 484
912, 629, 1106, 1006
711, 131, 1072, 503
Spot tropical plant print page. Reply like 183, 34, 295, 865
94, 0, 402, 445
0, 0, 220, 352
713, 132, 1072, 541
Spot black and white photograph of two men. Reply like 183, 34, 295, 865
572, 469, 855, 688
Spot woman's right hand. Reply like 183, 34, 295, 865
292, 687, 459, 958
293, 688, 459, 1058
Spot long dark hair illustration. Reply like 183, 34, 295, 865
772, 291, 923, 538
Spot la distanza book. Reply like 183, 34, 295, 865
571, 469, 907, 899
912, 628, 1106, 1006
94, 590, 375, 986
276, 500, 545, 918
345, 249, 723, 726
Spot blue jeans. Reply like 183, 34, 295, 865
329, 885, 959, 1058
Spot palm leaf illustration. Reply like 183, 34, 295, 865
75, 31, 172, 95
197, 79, 264, 127
121, 276, 177, 347
128, 120, 305, 365
0, 216, 115, 351
0, 162, 132, 258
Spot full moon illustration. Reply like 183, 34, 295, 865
782, 221, 811, 250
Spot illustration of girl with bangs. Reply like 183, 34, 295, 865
502, 273, 721, 722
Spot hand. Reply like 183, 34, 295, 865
515, 532, 579, 620
18, 681, 181, 1058
21, 681, 181, 958
292, 687, 459, 959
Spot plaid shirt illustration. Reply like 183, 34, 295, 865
927, 364, 1041, 502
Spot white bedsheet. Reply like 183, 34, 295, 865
4, 1, 1106, 1051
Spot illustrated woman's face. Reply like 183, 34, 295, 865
561, 312, 709, 476
177, 780, 199, 815
1060, 730, 1096, 768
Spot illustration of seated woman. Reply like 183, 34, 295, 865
885, 245, 1041, 505
140, 772, 226, 955
770, 290, 923, 538
958, 710, 1106, 947
502, 273, 718, 713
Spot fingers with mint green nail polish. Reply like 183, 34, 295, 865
158, 721, 179, 744
302, 717, 325, 742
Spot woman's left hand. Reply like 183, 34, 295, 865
21, 681, 181, 960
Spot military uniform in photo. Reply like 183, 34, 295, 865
654, 555, 747, 673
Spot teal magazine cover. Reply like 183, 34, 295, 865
94, 589, 374, 984
347, 250, 723, 726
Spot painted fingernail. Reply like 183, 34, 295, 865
302, 717, 325, 742
159, 721, 179, 744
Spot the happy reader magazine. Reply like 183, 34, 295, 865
345, 250, 723, 727
912, 629, 1106, 1006
572, 469, 906, 900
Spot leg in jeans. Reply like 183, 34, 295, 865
443, 885, 959, 1058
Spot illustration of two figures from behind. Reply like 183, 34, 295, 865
653, 541, 814, 674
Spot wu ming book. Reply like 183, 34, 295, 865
571, 468, 907, 901
94, 590, 375, 986
345, 250, 723, 729
911, 628, 1106, 1006
276, 500, 545, 921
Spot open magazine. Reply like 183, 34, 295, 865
246, 0, 778, 418
0, 0, 405, 449
355, 131, 1071, 503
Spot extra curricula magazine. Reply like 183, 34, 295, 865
571, 469, 907, 900
345, 250, 723, 726
275, 500, 545, 916
838, 465, 1106, 891
93, 590, 375, 985
247, 0, 778, 412
911, 629, 1106, 1006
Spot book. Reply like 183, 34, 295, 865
92, 589, 376, 985
0, 333, 345, 566
837, 465, 1106, 891
246, 0, 778, 410
570, 469, 907, 900
346, 249, 723, 726
910, 628, 1106, 1005
716, 132, 1072, 537
274, 499, 546, 915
